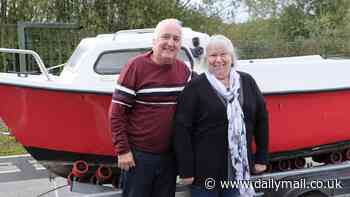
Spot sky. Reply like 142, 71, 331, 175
187, 0, 250, 23
232, 3, 249, 23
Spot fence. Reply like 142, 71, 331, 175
1, 23, 350, 73
236, 37, 350, 60
0, 24, 18, 72
0, 23, 95, 73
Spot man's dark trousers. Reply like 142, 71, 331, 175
122, 148, 176, 197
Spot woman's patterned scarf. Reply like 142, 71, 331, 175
205, 68, 255, 196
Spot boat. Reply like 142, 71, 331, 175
0, 28, 209, 182
238, 55, 350, 170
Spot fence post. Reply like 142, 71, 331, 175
17, 22, 27, 72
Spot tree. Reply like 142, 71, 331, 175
278, 4, 309, 41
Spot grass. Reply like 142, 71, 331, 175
0, 135, 27, 156
0, 120, 8, 132
0, 120, 27, 156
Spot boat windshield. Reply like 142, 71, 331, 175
94, 48, 192, 75
65, 43, 89, 69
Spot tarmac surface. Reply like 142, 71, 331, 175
0, 154, 189, 197
0, 154, 68, 197
0, 154, 123, 197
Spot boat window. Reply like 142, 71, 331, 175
94, 48, 192, 75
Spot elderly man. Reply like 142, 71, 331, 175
110, 18, 191, 197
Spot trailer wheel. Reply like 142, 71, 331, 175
328, 151, 342, 164
298, 191, 328, 197
343, 148, 350, 161
277, 159, 291, 171
292, 157, 306, 169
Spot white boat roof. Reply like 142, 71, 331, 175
1, 27, 350, 95
84, 27, 210, 50
237, 55, 350, 94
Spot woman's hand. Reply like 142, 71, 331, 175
179, 177, 194, 185
254, 163, 267, 174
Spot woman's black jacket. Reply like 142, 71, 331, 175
172, 72, 269, 187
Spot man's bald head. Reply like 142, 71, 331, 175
153, 18, 182, 40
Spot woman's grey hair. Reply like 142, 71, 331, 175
153, 18, 182, 40
206, 34, 238, 66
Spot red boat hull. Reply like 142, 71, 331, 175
0, 84, 115, 157
264, 89, 350, 154
1, 84, 350, 165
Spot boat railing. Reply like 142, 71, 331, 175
0, 48, 51, 81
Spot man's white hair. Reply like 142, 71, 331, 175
153, 18, 182, 40
206, 35, 238, 66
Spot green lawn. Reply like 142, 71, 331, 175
0, 121, 27, 156
0, 121, 8, 132
0, 135, 27, 155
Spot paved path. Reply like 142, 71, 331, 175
0, 154, 65, 197
0, 155, 190, 197
0, 154, 49, 182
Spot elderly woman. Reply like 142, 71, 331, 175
173, 35, 269, 197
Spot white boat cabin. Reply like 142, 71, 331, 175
1, 27, 350, 94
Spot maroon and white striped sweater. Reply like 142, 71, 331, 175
110, 51, 191, 154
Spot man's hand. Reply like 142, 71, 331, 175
179, 177, 194, 185
117, 151, 136, 171
254, 163, 267, 174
